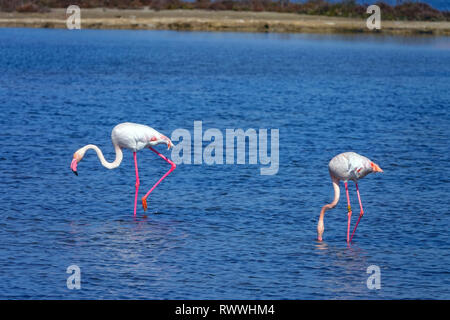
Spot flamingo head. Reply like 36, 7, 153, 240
160, 135, 174, 150
150, 135, 174, 150
70, 152, 82, 176
370, 162, 383, 173
317, 219, 324, 242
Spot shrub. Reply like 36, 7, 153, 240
1, 0, 448, 21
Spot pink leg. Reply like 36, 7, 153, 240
350, 182, 364, 242
141, 146, 176, 211
133, 152, 140, 216
345, 182, 352, 243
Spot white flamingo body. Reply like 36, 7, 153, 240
328, 152, 373, 182
70, 122, 176, 215
318, 152, 383, 243
112, 122, 169, 152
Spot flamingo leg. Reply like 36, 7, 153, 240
350, 182, 364, 242
133, 152, 140, 216
345, 182, 352, 243
141, 146, 176, 211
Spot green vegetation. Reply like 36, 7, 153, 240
1, 0, 449, 21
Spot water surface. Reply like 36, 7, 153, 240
0, 29, 449, 299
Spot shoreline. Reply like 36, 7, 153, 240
1, 8, 450, 36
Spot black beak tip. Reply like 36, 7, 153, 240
72, 170, 78, 176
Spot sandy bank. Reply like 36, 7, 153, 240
1, 8, 449, 36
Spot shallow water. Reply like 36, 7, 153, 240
0, 29, 449, 299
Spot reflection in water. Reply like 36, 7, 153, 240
67, 216, 191, 287
259, 32, 450, 49
314, 242, 375, 299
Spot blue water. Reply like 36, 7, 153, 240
0, 28, 449, 299
317, 0, 450, 11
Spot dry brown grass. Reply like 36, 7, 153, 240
0, 8, 449, 36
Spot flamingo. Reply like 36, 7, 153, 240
70, 122, 176, 216
317, 152, 383, 243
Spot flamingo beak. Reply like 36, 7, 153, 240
70, 158, 78, 176
371, 162, 383, 173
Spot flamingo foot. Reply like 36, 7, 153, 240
142, 197, 148, 211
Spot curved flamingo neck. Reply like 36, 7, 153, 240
321, 177, 340, 213
318, 176, 340, 241
79, 143, 123, 169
